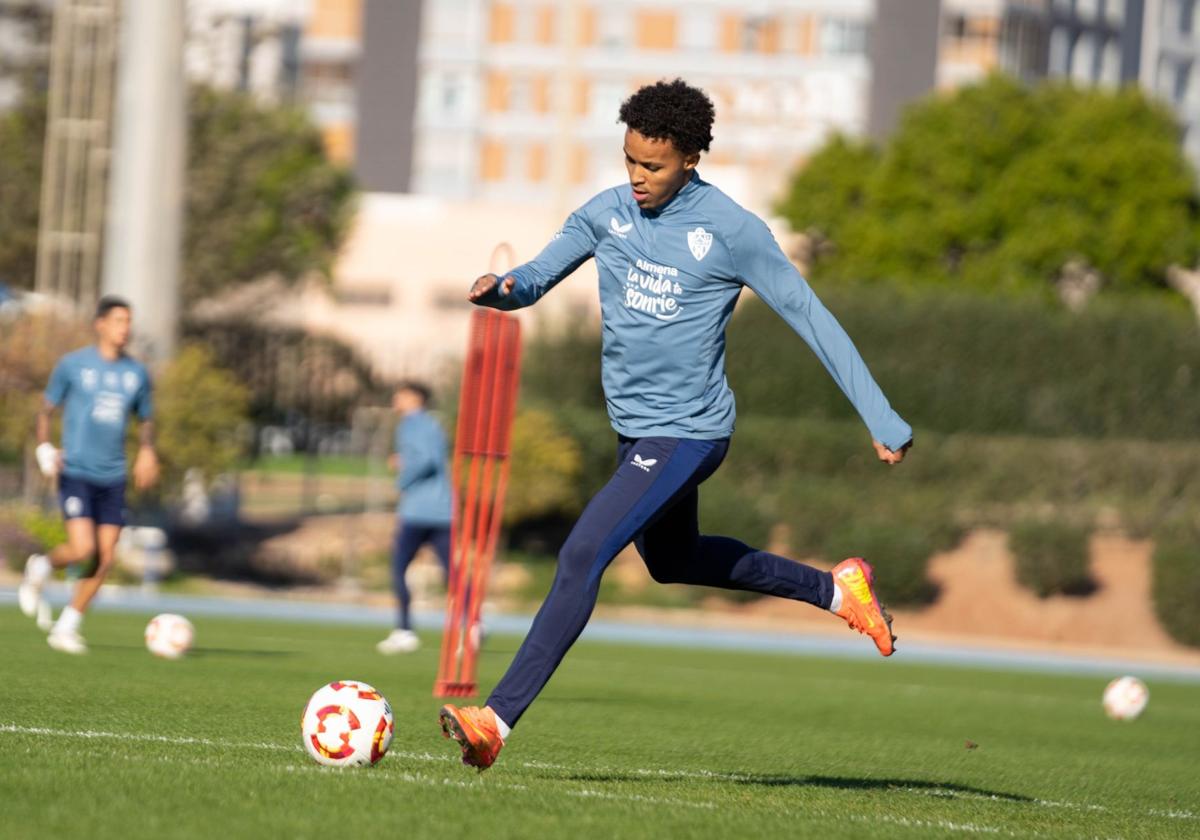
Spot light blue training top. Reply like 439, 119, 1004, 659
395, 409, 453, 526
474, 172, 913, 451
45, 345, 153, 483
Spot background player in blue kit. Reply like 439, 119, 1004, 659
19, 296, 159, 654
376, 382, 454, 655
439, 80, 912, 770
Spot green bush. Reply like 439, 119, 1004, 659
0, 505, 66, 572
1152, 520, 1200, 647
524, 287, 1200, 441
823, 522, 940, 607
1009, 520, 1094, 598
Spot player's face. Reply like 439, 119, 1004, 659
95, 306, 132, 350
623, 128, 699, 211
393, 388, 423, 415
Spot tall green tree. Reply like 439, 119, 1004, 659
777, 75, 1199, 295
184, 87, 356, 305
0, 89, 45, 290
0, 81, 355, 303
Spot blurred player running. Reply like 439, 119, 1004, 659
440, 80, 912, 770
18, 296, 158, 654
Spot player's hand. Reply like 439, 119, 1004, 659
35, 442, 61, 477
133, 446, 160, 490
387, 454, 399, 472
873, 440, 910, 465
467, 273, 516, 302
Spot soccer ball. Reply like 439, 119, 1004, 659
301, 680, 394, 767
144, 613, 194, 659
1102, 675, 1149, 721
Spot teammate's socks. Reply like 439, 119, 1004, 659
54, 606, 83, 635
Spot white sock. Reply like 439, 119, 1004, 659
54, 606, 82, 635
26, 554, 52, 584
828, 578, 844, 613
489, 708, 511, 741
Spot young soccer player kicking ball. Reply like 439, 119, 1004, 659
440, 80, 912, 770
18, 295, 158, 654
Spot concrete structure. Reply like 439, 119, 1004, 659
354, 0, 423, 191
868, 0, 941, 140
1001, 0, 1200, 168
939, 0, 1005, 88
1141, 0, 1200, 167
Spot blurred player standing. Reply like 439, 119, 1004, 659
18, 296, 158, 654
439, 80, 912, 770
375, 382, 454, 654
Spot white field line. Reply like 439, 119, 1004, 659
2, 723, 1193, 825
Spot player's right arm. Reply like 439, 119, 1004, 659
35, 359, 69, 475
468, 206, 598, 311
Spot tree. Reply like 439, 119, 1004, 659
0, 90, 46, 290
184, 87, 356, 305
0, 80, 355, 303
777, 75, 1199, 297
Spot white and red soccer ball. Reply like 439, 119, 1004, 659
301, 680, 394, 767
144, 613, 194, 659
1102, 675, 1149, 721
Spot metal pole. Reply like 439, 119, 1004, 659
102, 0, 185, 364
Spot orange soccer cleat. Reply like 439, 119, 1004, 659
831, 557, 897, 657
439, 704, 505, 771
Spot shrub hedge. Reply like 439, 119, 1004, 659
1009, 520, 1095, 597
523, 286, 1200, 440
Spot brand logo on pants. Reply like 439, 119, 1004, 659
631, 454, 657, 472
64, 496, 83, 517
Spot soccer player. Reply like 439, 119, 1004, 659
18, 295, 158, 654
375, 382, 453, 654
439, 80, 912, 770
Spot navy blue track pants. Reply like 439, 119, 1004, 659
487, 435, 835, 727
391, 522, 451, 630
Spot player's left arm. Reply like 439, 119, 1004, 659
131, 370, 159, 489
732, 217, 912, 463
469, 206, 598, 310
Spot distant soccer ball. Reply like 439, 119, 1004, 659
144, 613, 194, 659
301, 681, 394, 767
1102, 676, 1149, 721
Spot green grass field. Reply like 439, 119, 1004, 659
2, 608, 1198, 839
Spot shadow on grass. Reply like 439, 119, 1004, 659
554, 771, 1033, 803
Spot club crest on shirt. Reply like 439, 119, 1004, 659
123, 370, 140, 394
687, 227, 712, 261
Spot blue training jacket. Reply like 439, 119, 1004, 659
394, 409, 453, 526
475, 172, 913, 451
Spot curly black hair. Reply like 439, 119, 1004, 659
618, 79, 714, 157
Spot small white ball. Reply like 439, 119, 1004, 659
1102, 675, 1149, 721
301, 681, 394, 767
144, 613, 194, 659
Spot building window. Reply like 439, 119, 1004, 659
485, 71, 509, 112
635, 10, 676, 50
480, 139, 506, 182
489, 2, 515, 43
527, 144, 547, 182
1099, 37, 1122, 85
1175, 58, 1193, 103
591, 79, 626, 119
596, 6, 628, 48
1076, 0, 1100, 20
1071, 32, 1096, 82
1104, 0, 1125, 26
679, 8, 715, 51
794, 14, 817, 55
1182, 0, 1197, 35
818, 18, 867, 56
1049, 25, 1070, 74
534, 5, 557, 44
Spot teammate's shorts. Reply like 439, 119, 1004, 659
58, 475, 127, 526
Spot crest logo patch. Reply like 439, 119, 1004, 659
687, 227, 712, 261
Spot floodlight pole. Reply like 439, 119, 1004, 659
101, 0, 185, 364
